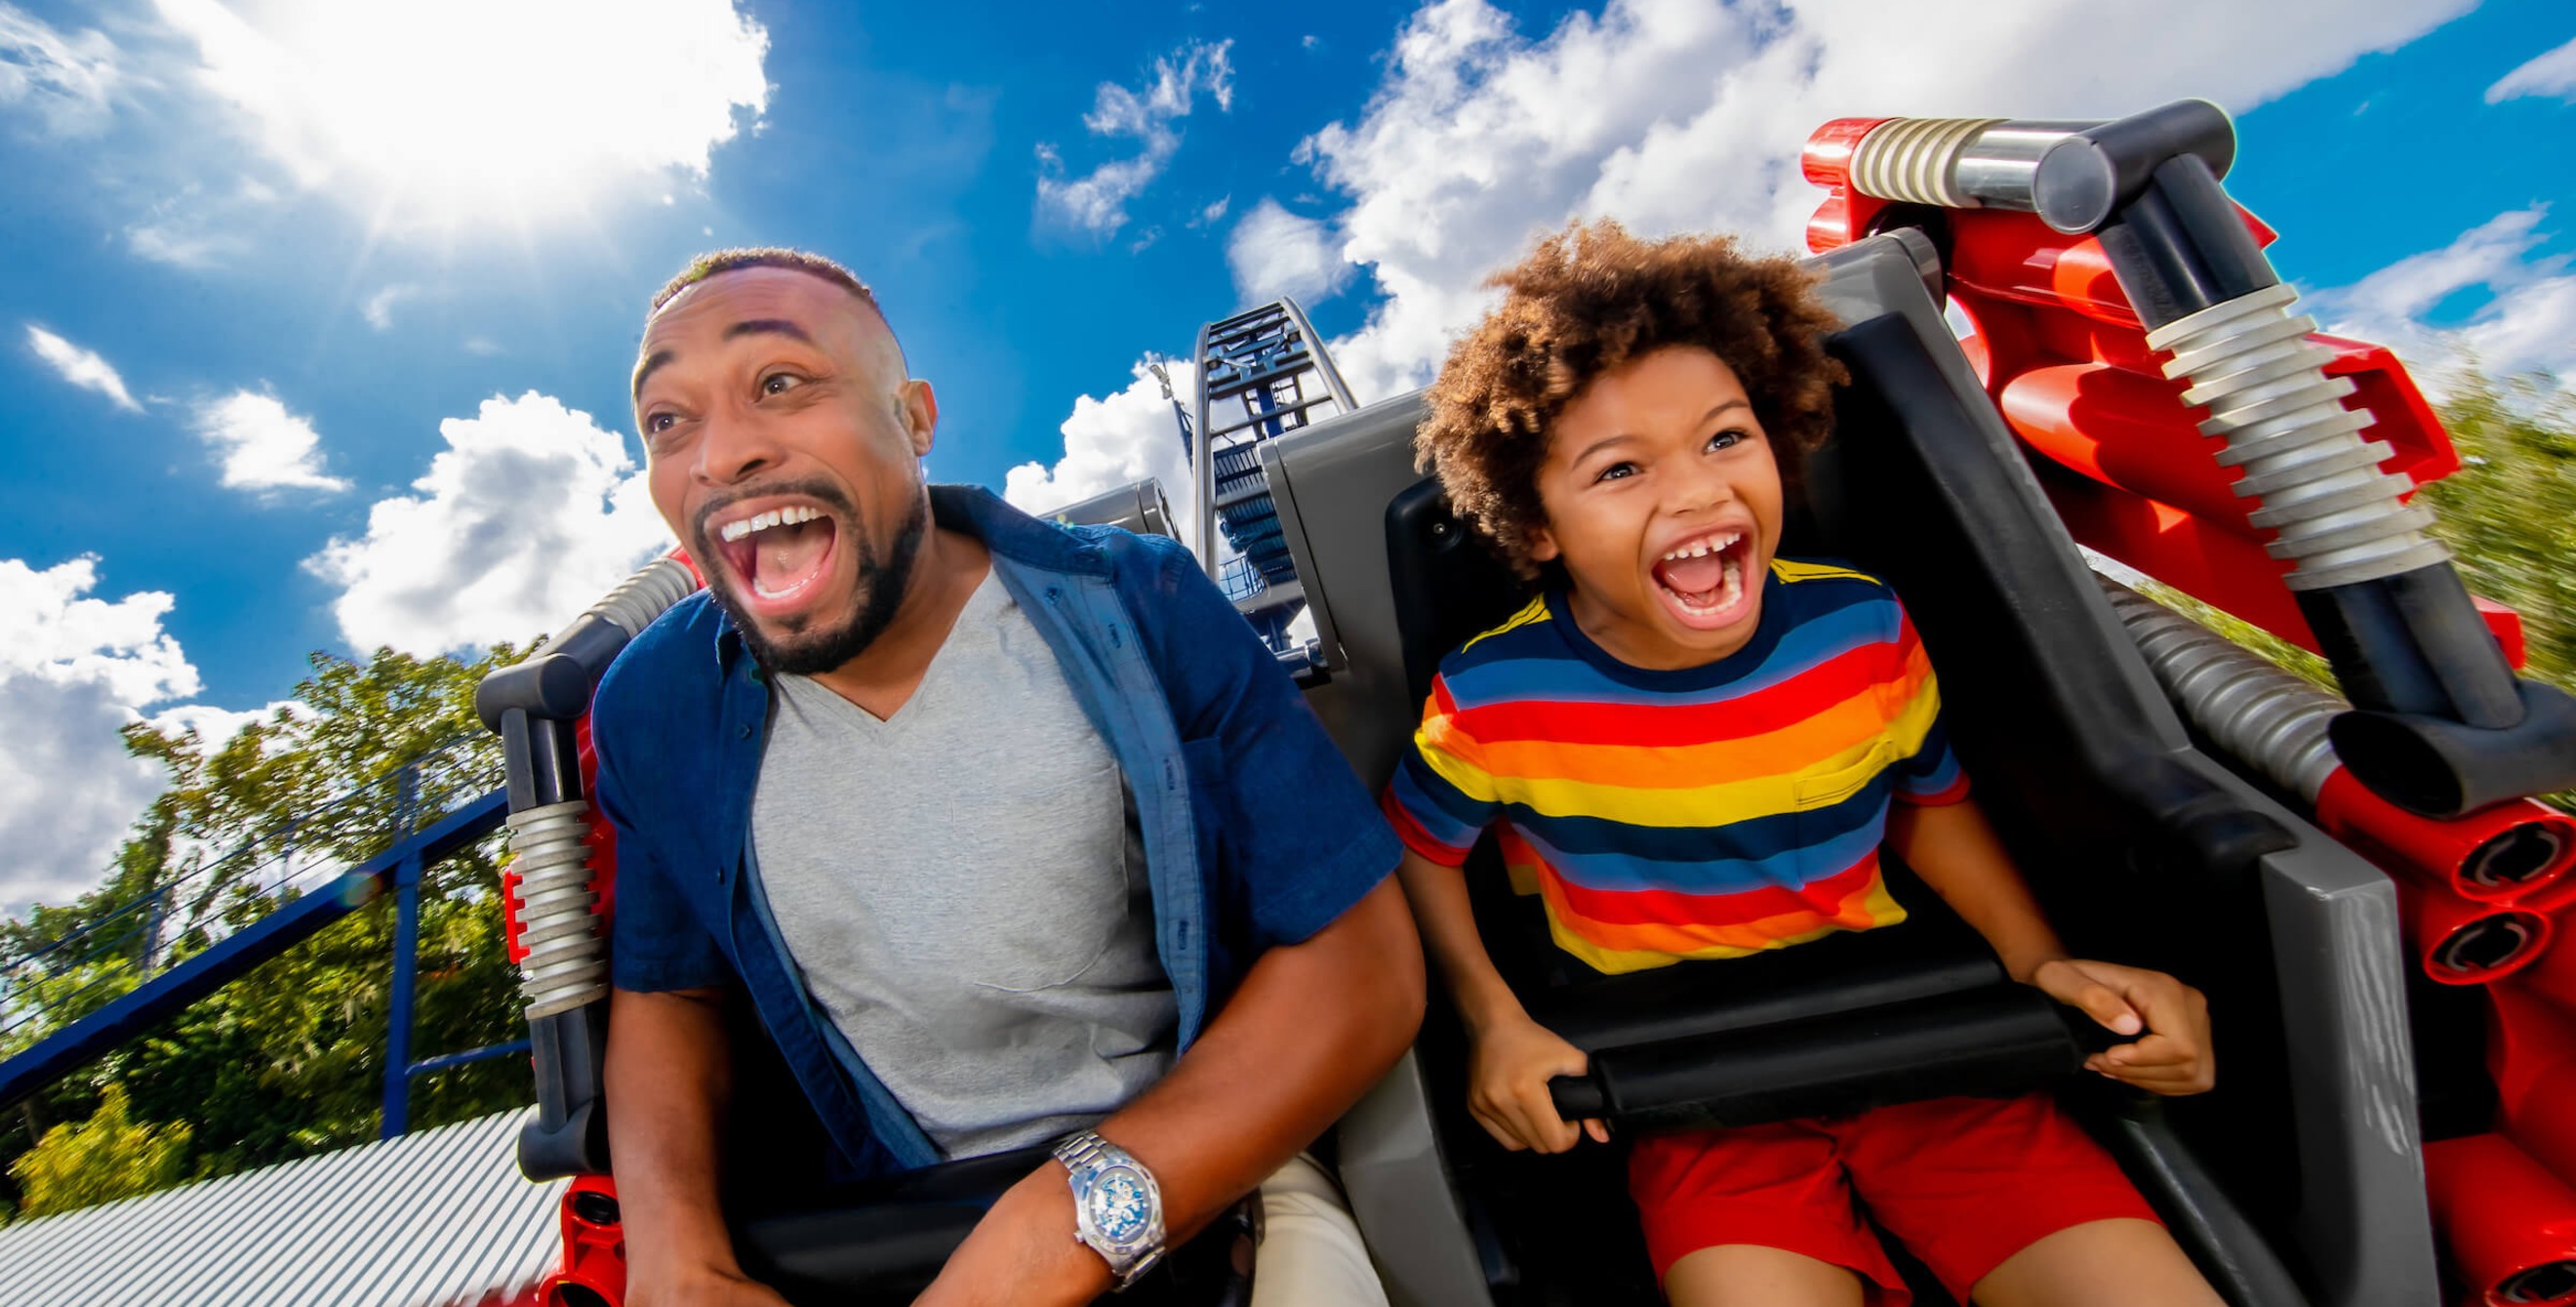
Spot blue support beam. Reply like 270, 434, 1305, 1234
0, 789, 509, 1109
407, 1039, 532, 1078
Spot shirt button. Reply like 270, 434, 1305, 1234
740, 723, 756, 739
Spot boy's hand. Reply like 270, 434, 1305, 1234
1467, 1012, 1611, 1153
2028, 958, 2216, 1095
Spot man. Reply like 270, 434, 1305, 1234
596, 247, 1425, 1306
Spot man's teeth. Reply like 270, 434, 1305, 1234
717, 505, 823, 543
1660, 531, 1742, 562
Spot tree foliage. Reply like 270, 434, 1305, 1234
8, 1083, 190, 1220
0, 645, 531, 1217
2418, 370, 2576, 689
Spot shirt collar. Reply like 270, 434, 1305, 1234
705, 483, 1111, 672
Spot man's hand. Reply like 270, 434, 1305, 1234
2028, 957, 2216, 1095
627, 1265, 793, 1307
912, 1160, 1110, 1307
1467, 1011, 1609, 1154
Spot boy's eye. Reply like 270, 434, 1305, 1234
1707, 429, 1745, 452
643, 411, 678, 436
1593, 461, 1638, 483
760, 371, 806, 396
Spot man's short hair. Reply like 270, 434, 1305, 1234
1415, 220, 1848, 578
650, 247, 882, 317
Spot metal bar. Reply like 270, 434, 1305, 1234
0, 789, 508, 1109
1277, 298, 1357, 411
1192, 316, 1220, 580
406, 1038, 532, 1077
380, 854, 423, 1140
381, 768, 424, 1140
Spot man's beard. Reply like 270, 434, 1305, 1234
696, 482, 930, 677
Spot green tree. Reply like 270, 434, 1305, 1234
0, 644, 533, 1210
2419, 369, 2576, 689
8, 1083, 191, 1219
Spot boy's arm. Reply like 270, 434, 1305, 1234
1396, 848, 1608, 1153
1885, 796, 2215, 1094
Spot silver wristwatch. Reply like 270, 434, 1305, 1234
1052, 1128, 1166, 1290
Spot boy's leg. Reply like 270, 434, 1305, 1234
1966, 1218, 2222, 1307
1665, 1245, 1868, 1307
1631, 1122, 1911, 1307
1837, 1093, 2218, 1307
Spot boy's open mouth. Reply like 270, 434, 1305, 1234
1648, 528, 1754, 631
710, 503, 840, 616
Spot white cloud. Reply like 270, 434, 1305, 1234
1036, 40, 1233, 235
2308, 205, 2576, 393
148, 0, 770, 234
1036, 0, 2470, 479
1228, 198, 1349, 307
307, 391, 672, 655
1301, 0, 2471, 400
0, 5, 119, 136
193, 389, 350, 494
362, 284, 416, 330
1005, 360, 1201, 550
1192, 194, 1231, 228
2488, 36, 2576, 103
0, 557, 226, 911
25, 325, 141, 413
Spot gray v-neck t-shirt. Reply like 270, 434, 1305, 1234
749, 571, 1177, 1158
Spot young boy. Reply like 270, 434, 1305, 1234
1385, 221, 2225, 1307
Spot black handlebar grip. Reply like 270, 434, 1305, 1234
1550, 1074, 1607, 1120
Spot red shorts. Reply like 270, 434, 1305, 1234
1628, 1092, 2158, 1306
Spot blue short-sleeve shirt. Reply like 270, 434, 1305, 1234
591, 485, 1400, 1178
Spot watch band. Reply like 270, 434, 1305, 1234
1054, 1129, 1165, 1291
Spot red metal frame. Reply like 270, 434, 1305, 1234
1801, 114, 2571, 1285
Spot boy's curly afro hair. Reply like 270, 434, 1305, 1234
1416, 220, 1848, 578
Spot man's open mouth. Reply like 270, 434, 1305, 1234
710, 503, 840, 610
1648, 528, 1753, 629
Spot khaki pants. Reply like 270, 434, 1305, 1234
1251, 1154, 1391, 1307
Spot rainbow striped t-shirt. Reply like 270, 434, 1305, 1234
1383, 558, 1970, 976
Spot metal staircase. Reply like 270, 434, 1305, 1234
1188, 299, 1354, 672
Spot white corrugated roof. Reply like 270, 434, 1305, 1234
0, 1108, 566, 1307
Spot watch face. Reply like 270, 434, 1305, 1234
1086, 1165, 1153, 1245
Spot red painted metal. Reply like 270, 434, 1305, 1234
540, 1175, 627, 1307
1791, 121, 2531, 662
2390, 874, 2552, 986
2423, 1133, 2576, 1307
2315, 771, 2576, 907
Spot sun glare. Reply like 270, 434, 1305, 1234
159, 0, 770, 233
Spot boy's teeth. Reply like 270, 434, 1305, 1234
1660, 531, 1741, 563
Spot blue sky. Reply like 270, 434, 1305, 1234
3, 0, 2571, 908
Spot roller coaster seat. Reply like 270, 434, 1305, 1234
1265, 230, 2436, 1307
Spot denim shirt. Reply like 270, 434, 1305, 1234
592, 485, 1400, 1179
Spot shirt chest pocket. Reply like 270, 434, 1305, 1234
1791, 740, 1900, 811
1788, 741, 1900, 883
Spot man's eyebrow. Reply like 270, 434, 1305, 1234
632, 349, 674, 402
724, 318, 814, 344
631, 320, 817, 402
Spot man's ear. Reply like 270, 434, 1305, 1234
898, 379, 939, 458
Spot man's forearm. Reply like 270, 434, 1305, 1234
605, 986, 748, 1281
1103, 876, 1427, 1235
1885, 798, 2067, 981
922, 878, 1426, 1306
